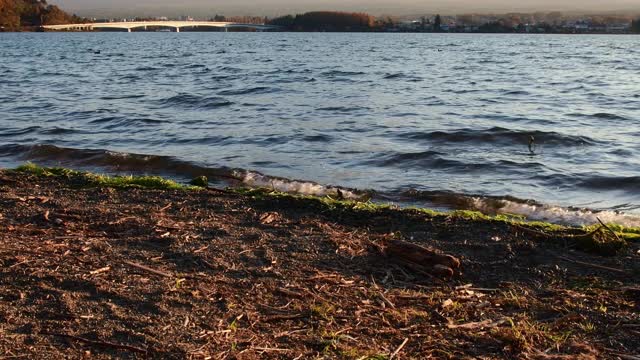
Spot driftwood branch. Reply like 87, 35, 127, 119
383, 240, 460, 278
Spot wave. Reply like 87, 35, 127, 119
156, 94, 234, 110
235, 171, 360, 199
216, 66, 243, 73
100, 94, 145, 100
398, 127, 599, 147
369, 150, 546, 173
491, 200, 640, 227
0, 126, 41, 137
217, 87, 274, 96
12, 103, 55, 112
578, 175, 640, 192
301, 134, 333, 143
1, 143, 638, 227
527, 172, 640, 192
503, 90, 530, 96
321, 70, 366, 77
118, 74, 141, 81
64, 109, 119, 120
161, 135, 234, 146
0, 144, 360, 199
591, 113, 628, 120
88, 116, 169, 128
316, 106, 370, 112
383, 73, 422, 82
569, 112, 629, 121
40, 127, 81, 135
0, 144, 234, 180
402, 189, 640, 227
371, 150, 445, 167
135, 66, 160, 72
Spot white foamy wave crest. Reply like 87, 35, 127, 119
473, 198, 640, 227
237, 171, 360, 199
105, 150, 132, 158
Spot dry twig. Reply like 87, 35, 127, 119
124, 260, 173, 278
548, 252, 628, 274
390, 338, 409, 359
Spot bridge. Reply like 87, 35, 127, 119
42, 21, 280, 32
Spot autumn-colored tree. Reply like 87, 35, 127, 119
0, 0, 21, 29
0, 0, 82, 30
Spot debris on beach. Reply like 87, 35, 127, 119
0, 167, 638, 359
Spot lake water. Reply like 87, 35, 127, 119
1, 32, 639, 226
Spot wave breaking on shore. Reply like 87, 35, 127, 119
1, 143, 639, 228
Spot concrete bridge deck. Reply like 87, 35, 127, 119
42, 21, 279, 32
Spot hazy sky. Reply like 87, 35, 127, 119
51, 0, 640, 17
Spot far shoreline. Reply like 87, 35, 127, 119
2, 27, 639, 35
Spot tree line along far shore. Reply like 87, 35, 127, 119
266, 11, 640, 33
0, 0, 85, 30
1, 2, 640, 33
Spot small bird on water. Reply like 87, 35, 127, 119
528, 135, 538, 155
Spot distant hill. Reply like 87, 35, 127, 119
0, 0, 83, 30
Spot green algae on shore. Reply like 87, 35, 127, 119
15, 163, 197, 191
12, 163, 637, 254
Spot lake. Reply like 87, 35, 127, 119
1, 32, 639, 226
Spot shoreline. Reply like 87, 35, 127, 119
2, 28, 639, 35
1, 165, 638, 358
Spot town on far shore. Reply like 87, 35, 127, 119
1, 0, 639, 34
42, 12, 640, 34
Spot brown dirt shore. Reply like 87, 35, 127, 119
0, 169, 638, 359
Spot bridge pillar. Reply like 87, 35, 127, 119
127, 28, 131, 32
175, 27, 180, 33
224, 27, 228, 32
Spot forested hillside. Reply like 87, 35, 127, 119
0, 0, 82, 30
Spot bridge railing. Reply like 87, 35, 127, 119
42, 21, 281, 32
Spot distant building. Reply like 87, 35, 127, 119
398, 20, 421, 30
574, 21, 590, 32
607, 23, 631, 33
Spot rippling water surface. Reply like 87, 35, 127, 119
1, 32, 639, 225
